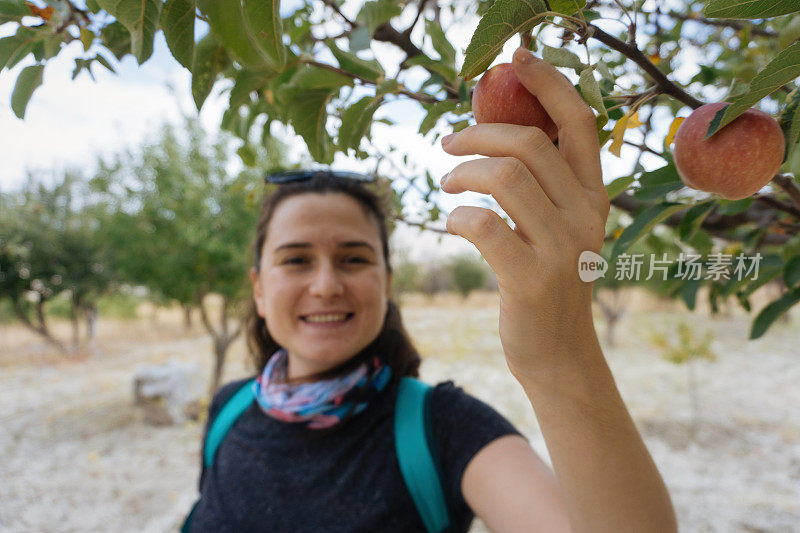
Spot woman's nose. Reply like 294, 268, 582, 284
308, 263, 344, 297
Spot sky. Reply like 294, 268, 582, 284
0, 0, 714, 263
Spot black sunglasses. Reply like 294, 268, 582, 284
264, 169, 376, 184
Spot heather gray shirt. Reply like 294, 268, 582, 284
189, 376, 524, 532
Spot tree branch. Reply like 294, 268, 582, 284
667, 10, 779, 38
611, 193, 792, 245
320, 0, 355, 27
772, 174, 800, 213
586, 24, 705, 109
303, 58, 439, 104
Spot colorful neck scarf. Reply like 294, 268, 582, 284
252, 348, 392, 429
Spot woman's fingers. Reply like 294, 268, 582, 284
441, 156, 558, 246
511, 47, 609, 218
441, 123, 588, 213
445, 205, 535, 282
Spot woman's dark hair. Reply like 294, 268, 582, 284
245, 173, 421, 433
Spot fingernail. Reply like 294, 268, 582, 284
514, 47, 534, 64
440, 172, 450, 187
441, 134, 455, 146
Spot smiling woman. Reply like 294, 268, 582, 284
184, 47, 677, 533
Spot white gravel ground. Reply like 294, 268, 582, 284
1, 294, 798, 532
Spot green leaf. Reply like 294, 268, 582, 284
418, 100, 458, 136
678, 201, 715, 241
704, 0, 800, 19
677, 279, 703, 311
0, 0, 28, 24
0, 29, 37, 71
375, 78, 399, 97
715, 198, 753, 215
280, 88, 336, 164
459, 0, 549, 80
348, 26, 371, 52
425, 18, 456, 66
229, 69, 272, 109
338, 95, 382, 152
405, 54, 458, 83
191, 33, 229, 111
633, 163, 684, 202
704, 42, 800, 139
542, 44, 585, 71
100, 21, 132, 60
11, 64, 44, 119
282, 64, 353, 91
237, 143, 257, 167
161, 0, 195, 70
779, 15, 800, 50
197, 0, 272, 70
80, 28, 95, 52
243, 0, 286, 70
96, 0, 162, 64
750, 287, 800, 339
326, 39, 385, 83
784, 255, 800, 287
548, 0, 586, 16
605, 175, 633, 199
94, 52, 116, 73
578, 65, 607, 118
356, 0, 403, 34
611, 202, 693, 260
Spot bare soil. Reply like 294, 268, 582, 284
1, 291, 798, 532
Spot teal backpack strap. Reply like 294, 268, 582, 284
183, 378, 256, 533
203, 378, 257, 467
395, 377, 452, 533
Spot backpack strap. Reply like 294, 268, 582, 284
395, 377, 453, 533
203, 378, 257, 467
189, 376, 452, 533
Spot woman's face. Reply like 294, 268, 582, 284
250, 192, 392, 380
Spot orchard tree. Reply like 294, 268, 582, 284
90, 117, 290, 393
4, 0, 800, 338
0, 171, 113, 353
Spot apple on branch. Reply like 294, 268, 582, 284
673, 102, 785, 200
471, 63, 558, 141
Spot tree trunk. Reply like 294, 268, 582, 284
12, 297, 66, 353
595, 290, 624, 348
183, 305, 193, 331
70, 300, 81, 354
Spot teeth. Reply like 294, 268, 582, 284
304, 313, 349, 323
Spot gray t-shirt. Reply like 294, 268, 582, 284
189, 375, 524, 532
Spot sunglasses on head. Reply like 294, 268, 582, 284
264, 169, 377, 184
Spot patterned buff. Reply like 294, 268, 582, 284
252, 348, 392, 429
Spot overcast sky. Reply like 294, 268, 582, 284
0, 0, 709, 262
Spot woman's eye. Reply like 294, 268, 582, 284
283, 257, 306, 265
346, 257, 367, 264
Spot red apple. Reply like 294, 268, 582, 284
471, 63, 558, 141
673, 102, 785, 200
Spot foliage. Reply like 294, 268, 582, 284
447, 254, 488, 299
650, 321, 717, 365
4, 0, 800, 338
0, 171, 114, 351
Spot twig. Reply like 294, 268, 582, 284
667, 10, 779, 38
773, 174, 800, 213
586, 23, 705, 110
303, 59, 439, 104
321, 0, 355, 27
755, 193, 800, 219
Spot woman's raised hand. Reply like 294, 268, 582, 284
440, 46, 610, 384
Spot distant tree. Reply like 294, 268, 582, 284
420, 264, 451, 301
0, 171, 112, 353
90, 116, 290, 393
448, 254, 487, 300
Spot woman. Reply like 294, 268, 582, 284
189, 47, 677, 532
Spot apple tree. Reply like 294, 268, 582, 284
3, 0, 800, 338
